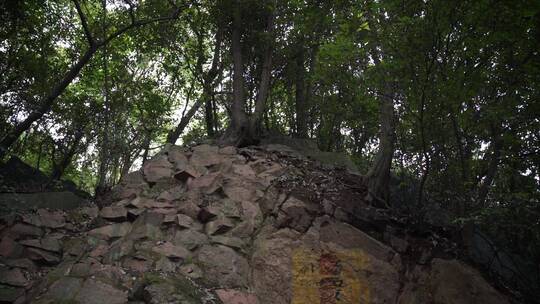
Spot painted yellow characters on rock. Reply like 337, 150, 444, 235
292, 248, 371, 304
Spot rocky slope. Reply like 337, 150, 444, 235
0, 144, 512, 303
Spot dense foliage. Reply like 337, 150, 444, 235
1, 0, 539, 298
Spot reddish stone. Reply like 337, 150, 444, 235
216, 289, 259, 304
187, 172, 221, 193
319, 252, 340, 275
206, 217, 234, 236
198, 207, 218, 223
152, 242, 191, 260
176, 214, 194, 229
150, 208, 176, 215
89, 222, 132, 240
143, 156, 173, 183
123, 257, 152, 272
26, 247, 60, 264
177, 201, 201, 219
100, 206, 127, 221
174, 166, 201, 182
0, 236, 24, 258
219, 146, 237, 155
37, 209, 66, 228
19, 237, 62, 253
89, 244, 109, 258
9, 223, 43, 238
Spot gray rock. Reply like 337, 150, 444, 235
176, 214, 195, 229
9, 223, 43, 238
75, 278, 128, 304
0, 285, 25, 303
0, 266, 28, 287
143, 156, 173, 183
151, 242, 191, 261
26, 247, 61, 264
19, 237, 62, 253
100, 206, 128, 221
205, 217, 234, 236
173, 229, 208, 251
89, 222, 132, 240
197, 244, 249, 288
41, 276, 84, 301
210, 236, 245, 251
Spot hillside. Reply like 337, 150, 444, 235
0, 144, 514, 304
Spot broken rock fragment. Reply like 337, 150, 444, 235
152, 242, 191, 261
0, 267, 28, 287
74, 278, 128, 304
89, 222, 132, 240
197, 206, 219, 223
173, 229, 208, 251
9, 223, 43, 238
36, 209, 66, 228
143, 156, 173, 183
216, 289, 259, 304
197, 244, 250, 288
0, 237, 24, 258
19, 237, 62, 253
176, 214, 195, 229
206, 217, 234, 236
99, 206, 127, 221
190, 145, 223, 167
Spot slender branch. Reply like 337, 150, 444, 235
73, 0, 95, 46
123, 0, 136, 23
98, 7, 183, 48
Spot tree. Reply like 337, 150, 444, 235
0, 0, 183, 159
220, 0, 276, 146
167, 16, 224, 144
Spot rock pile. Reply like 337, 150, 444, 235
0, 144, 511, 303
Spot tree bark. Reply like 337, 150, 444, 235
205, 98, 215, 137
366, 88, 396, 203
364, 7, 397, 204
366, 54, 396, 203
229, 1, 249, 138
252, 2, 275, 135
221, 0, 275, 146
476, 124, 502, 207
167, 25, 223, 143
294, 44, 308, 138
167, 81, 196, 144
51, 128, 85, 180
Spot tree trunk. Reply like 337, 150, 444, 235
168, 25, 223, 143
367, 85, 396, 204
304, 45, 318, 137
364, 8, 397, 204
294, 44, 308, 138
252, 2, 275, 135
166, 99, 202, 144
476, 124, 502, 207
51, 129, 85, 180
221, 0, 275, 147
96, 22, 111, 192
221, 1, 252, 146
205, 98, 215, 137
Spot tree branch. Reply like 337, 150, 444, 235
72, 0, 95, 46
98, 6, 183, 48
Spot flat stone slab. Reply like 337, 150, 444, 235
0, 192, 86, 211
